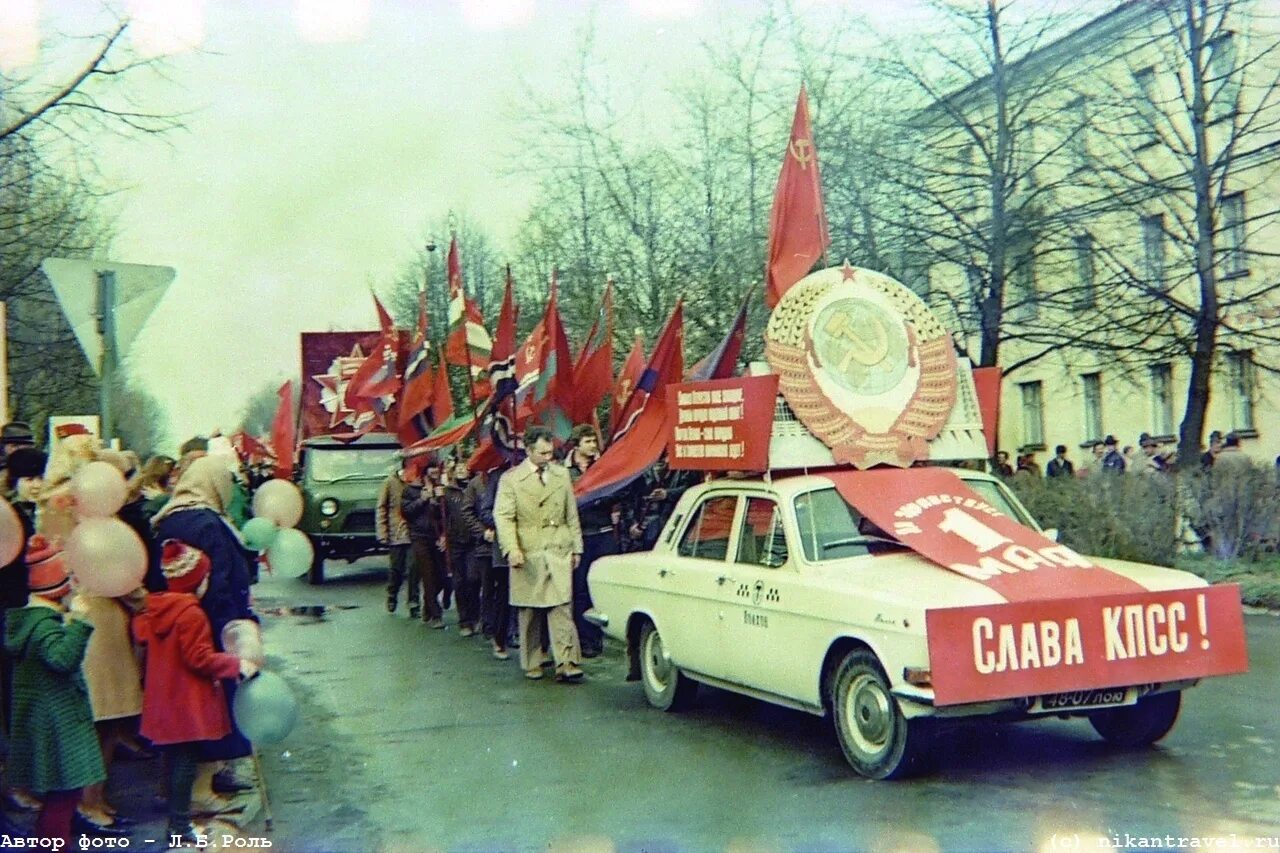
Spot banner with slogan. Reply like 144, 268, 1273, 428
926, 585, 1248, 705
826, 467, 1146, 602
667, 375, 779, 471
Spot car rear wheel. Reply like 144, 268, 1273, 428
831, 649, 928, 779
1089, 690, 1181, 747
638, 620, 697, 711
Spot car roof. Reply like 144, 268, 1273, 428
691, 467, 999, 499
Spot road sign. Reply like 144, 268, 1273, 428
39, 258, 176, 375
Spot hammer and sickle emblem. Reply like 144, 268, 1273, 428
524, 343, 537, 363
824, 310, 890, 374
789, 137, 814, 169
618, 379, 632, 400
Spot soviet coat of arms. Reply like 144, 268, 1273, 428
764, 264, 957, 468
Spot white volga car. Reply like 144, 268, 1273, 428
586, 469, 1235, 779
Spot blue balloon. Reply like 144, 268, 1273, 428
241, 517, 280, 551
233, 671, 299, 745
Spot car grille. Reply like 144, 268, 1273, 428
342, 510, 376, 533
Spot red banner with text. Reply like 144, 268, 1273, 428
667, 375, 779, 471
926, 585, 1248, 705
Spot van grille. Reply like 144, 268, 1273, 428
342, 510, 376, 533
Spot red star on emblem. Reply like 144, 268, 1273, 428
841, 261, 857, 282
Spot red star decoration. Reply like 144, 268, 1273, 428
841, 261, 857, 282
312, 344, 381, 429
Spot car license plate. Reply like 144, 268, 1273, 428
1029, 687, 1137, 713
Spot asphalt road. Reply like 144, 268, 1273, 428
252, 560, 1280, 853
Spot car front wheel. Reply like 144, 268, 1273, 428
1089, 691, 1181, 747
638, 620, 697, 711
831, 649, 928, 779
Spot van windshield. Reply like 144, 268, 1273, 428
306, 447, 399, 482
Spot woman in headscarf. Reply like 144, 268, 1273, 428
151, 455, 258, 814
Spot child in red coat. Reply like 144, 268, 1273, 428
132, 540, 258, 844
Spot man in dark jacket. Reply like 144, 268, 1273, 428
565, 425, 615, 658
1045, 445, 1075, 478
442, 458, 480, 635
476, 462, 513, 658
401, 466, 446, 628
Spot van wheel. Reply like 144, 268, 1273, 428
1089, 691, 1181, 747
830, 649, 929, 779
638, 620, 697, 711
307, 540, 326, 585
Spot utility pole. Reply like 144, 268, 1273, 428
95, 270, 117, 442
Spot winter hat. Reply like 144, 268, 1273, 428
27, 535, 71, 600
54, 423, 90, 440
160, 539, 212, 594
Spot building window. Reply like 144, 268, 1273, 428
1082, 373, 1103, 443
1069, 97, 1089, 169
1150, 363, 1174, 437
1020, 381, 1045, 448
1208, 33, 1240, 123
1220, 192, 1246, 278
1227, 350, 1255, 433
1134, 66, 1159, 146
1075, 233, 1096, 308
1142, 213, 1165, 289
1009, 252, 1037, 321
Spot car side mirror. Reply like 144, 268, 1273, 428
1043, 527, 1060, 542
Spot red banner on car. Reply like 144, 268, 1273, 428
667, 375, 779, 471
926, 585, 1249, 705
827, 467, 1145, 602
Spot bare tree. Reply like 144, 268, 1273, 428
1084, 0, 1280, 464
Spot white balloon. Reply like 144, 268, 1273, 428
252, 479, 304, 529
72, 461, 128, 518
266, 528, 314, 576
64, 517, 146, 597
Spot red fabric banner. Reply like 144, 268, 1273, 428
765, 86, 830, 309
609, 334, 645, 437
926, 585, 1249, 705
667, 375, 778, 471
270, 380, 296, 478
827, 467, 1145, 602
300, 331, 382, 439
972, 366, 1002, 458
570, 279, 614, 424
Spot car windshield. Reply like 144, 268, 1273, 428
306, 447, 399, 482
793, 488, 906, 562
959, 476, 1039, 529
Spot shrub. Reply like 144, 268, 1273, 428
1009, 472, 1178, 566
1182, 460, 1280, 561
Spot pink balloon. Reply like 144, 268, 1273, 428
0, 498, 24, 566
72, 461, 128, 518
252, 479, 304, 529
64, 518, 146, 597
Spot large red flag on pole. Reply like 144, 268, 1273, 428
430, 345, 455, 427
608, 332, 645, 437
443, 236, 493, 405
345, 291, 403, 411
515, 272, 574, 438
270, 380, 296, 479
609, 301, 683, 445
765, 85, 830, 309
570, 276, 614, 425
396, 290, 434, 446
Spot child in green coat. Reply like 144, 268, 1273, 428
3, 536, 105, 843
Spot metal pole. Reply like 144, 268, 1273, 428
96, 270, 117, 442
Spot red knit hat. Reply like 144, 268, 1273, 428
160, 539, 211, 594
54, 423, 91, 440
27, 535, 71, 600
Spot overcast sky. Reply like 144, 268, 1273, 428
20, 0, 932, 449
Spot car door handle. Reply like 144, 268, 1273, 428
716, 575, 736, 586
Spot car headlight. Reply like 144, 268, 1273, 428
319, 498, 339, 517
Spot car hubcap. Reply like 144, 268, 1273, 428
644, 631, 671, 691
846, 674, 892, 754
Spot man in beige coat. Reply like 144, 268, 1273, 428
494, 426, 585, 682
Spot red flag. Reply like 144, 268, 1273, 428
489, 269, 518, 402
577, 303, 683, 504
609, 333, 645, 437
688, 290, 750, 381
765, 85, 830, 309
443, 236, 493, 404
398, 291, 434, 434
515, 273, 573, 437
609, 301, 683, 445
430, 346, 455, 427
230, 431, 271, 467
270, 380, 296, 478
570, 277, 614, 425
972, 366, 1003, 458
345, 292, 403, 410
